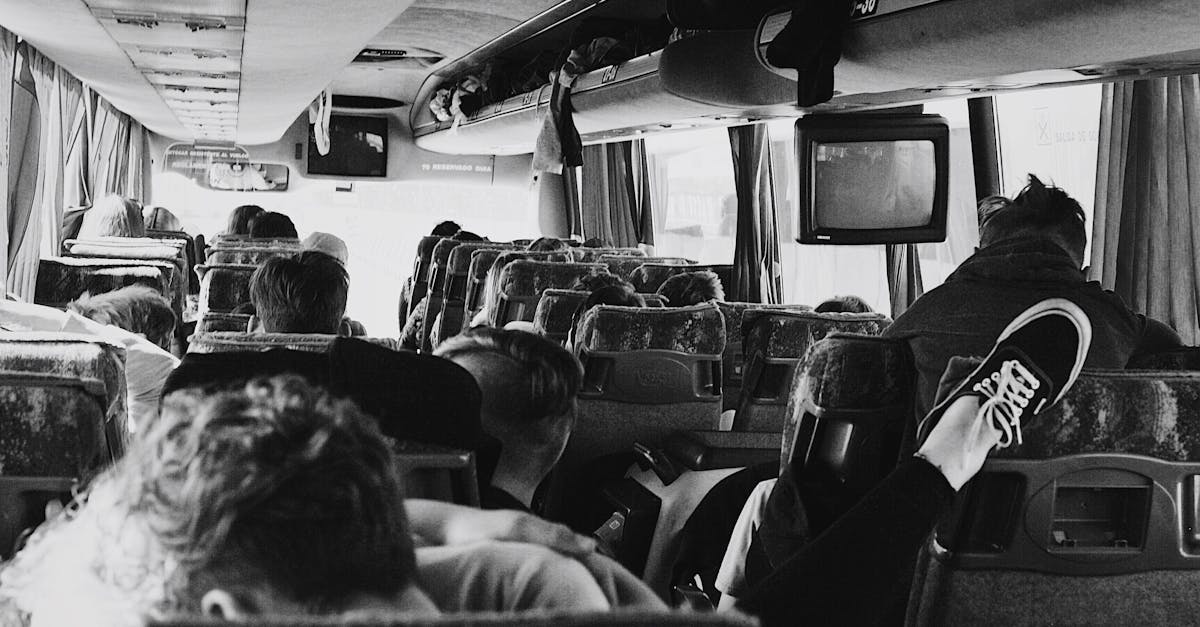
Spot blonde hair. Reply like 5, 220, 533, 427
78, 195, 145, 239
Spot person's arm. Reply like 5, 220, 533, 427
404, 499, 596, 557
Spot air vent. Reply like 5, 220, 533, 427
332, 95, 406, 109
353, 47, 444, 68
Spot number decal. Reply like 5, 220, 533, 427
601, 65, 619, 84
851, 0, 878, 18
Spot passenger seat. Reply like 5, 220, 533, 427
195, 263, 258, 316
629, 263, 735, 295
715, 302, 811, 413
492, 260, 608, 327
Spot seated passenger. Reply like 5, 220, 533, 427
0, 298, 179, 432
431, 220, 462, 237
884, 174, 1181, 420
435, 329, 582, 513
657, 270, 725, 307
67, 285, 177, 350
0, 376, 650, 625
77, 194, 145, 239
225, 204, 264, 236
301, 231, 349, 265
813, 295, 873, 313
142, 206, 184, 232
570, 272, 630, 293
564, 279, 646, 350
527, 236, 570, 253
250, 251, 347, 334
247, 211, 298, 240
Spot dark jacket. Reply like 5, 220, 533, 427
884, 237, 1181, 422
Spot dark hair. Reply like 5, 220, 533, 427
435, 328, 582, 446
814, 295, 874, 314
453, 230, 484, 242
146, 377, 416, 611
581, 238, 606, 249
570, 272, 631, 293
527, 237, 570, 253
226, 205, 265, 236
657, 271, 725, 307
68, 285, 177, 348
431, 221, 461, 237
248, 211, 298, 240
979, 175, 1086, 259
250, 251, 348, 333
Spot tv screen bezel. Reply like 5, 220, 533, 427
307, 114, 389, 178
795, 113, 950, 245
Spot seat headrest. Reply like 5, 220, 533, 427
576, 302, 726, 355
205, 248, 295, 265
208, 238, 300, 249
431, 238, 464, 265
448, 243, 517, 274
717, 302, 812, 339
1127, 347, 1200, 370
195, 313, 253, 334
743, 310, 892, 358
994, 369, 1200, 461
628, 263, 735, 294
572, 247, 647, 262
602, 255, 695, 278
468, 248, 508, 281
64, 238, 183, 261
36, 258, 173, 307
189, 332, 401, 354
498, 261, 608, 298
532, 289, 588, 335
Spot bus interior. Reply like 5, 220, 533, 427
0, 0, 1199, 624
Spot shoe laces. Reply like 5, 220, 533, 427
973, 360, 1040, 448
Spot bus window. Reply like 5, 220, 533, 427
994, 84, 1102, 259
917, 99, 979, 289
643, 128, 738, 264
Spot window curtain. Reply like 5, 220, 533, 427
728, 124, 783, 304
1090, 75, 1200, 343
0, 27, 15, 289
886, 244, 924, 318
85, 90, 146, 202
580, 140, 655, 247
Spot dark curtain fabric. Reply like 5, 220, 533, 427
580, 139, 655, 247
0, 27, 15, 288
886, 243, 924, 318
728, 124, 783, 304
1091, 75, 1200, 343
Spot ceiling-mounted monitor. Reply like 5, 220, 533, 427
308, 115, 388, 177
796, 113, 949, 245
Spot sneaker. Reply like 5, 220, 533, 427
917, 298, 1092, 449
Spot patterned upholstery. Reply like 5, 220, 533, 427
417, 240, 467, 350
208, 236, 300, 249
63, 237, 184, 260
194, 313, 252, 334
531, 289, 588, 344
572, 247, 647, 263
0, 333, 126, 476
717, 302, 812, 411
189, 332, 402, 354
735, 310, 892, 432
205, 247, 296, 265
435, 243, 519, 346
601, 256, 695, 279
483, 253, 577, 325
576, 303, 726, 355
35, 257, 174, 310
149, 610, 757, 627
196, 264, 257, 315
629, 264, 735, 295
494, 261, 608, 326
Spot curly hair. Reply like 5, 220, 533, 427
127, 376, 415, 612
68, 285, 177, 348
657, 270, 725, 307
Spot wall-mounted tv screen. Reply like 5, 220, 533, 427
796, 113, 949, 244
307, 115, 388, 177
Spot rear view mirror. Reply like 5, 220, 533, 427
204, 162, 289, 191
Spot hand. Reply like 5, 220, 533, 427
405, 499, 596, 557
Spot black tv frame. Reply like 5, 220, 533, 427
307, 114, 389, 178
795, 113, 950, 245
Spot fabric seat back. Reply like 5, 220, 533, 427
146, 230, 200, 294
416, 239, 466, 351
208, 236, 299, 249
406, 235, 444, 320
196, 263, 257, 315
493, 260, 608, 327
479, 251, 574, 326
35, 257, 176, 311
629, 263, 735, 295
194, 313, 252, 335
716, 302, 811, 412
0, 333, 127, 558
569, 303, 726, 463
435, 243, 519, 346
189, 332, 401, 354
601, 255, 695, 279
204, 246, 297, 266
907, 369, 1200, 626
60, 240, 189, 323
532, 289, 589, 345
735, 310, 891, 432
572, 247, 648, 263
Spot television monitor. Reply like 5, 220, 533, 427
795, 113, 949, 244
307, 115, 388, 177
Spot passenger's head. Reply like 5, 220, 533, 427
435, 329, 582, 490
814, 295, 874, 314
581, 238, 606, 248
453, 230, 484, 242
226, 205, 265, 236
248, 211, 298, 240
68, 285, 177, 348
978, 175, 1087, 267
302, 232, 349, 265
527, 237, 570, 253
250, 251, 348, 334
570, 272, 630, 293
657, 271, 725, 307
582, 285, 645, 311
78, 195, 145, 239
431, 221, 461, 237
143, 206, 184, 232
148, 377, 419, 616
